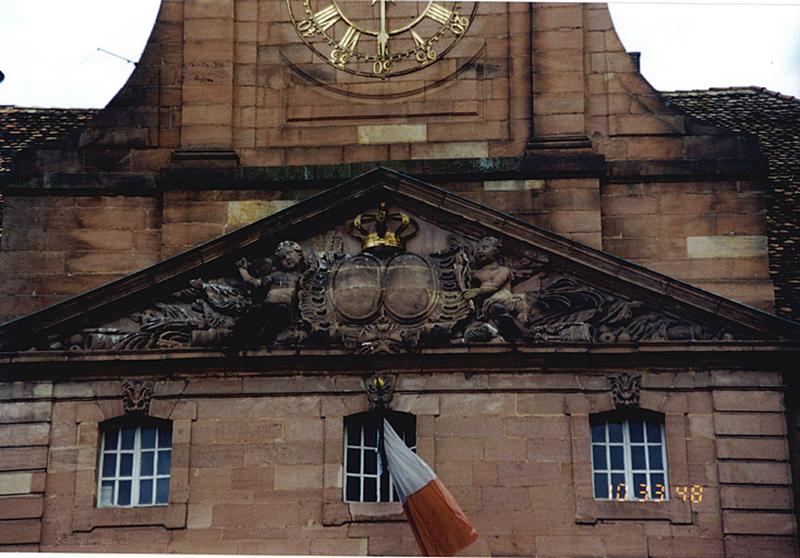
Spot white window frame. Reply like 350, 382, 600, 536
590, 415, 669, 502
343, 412, 416, 503
97, 421, 172, 508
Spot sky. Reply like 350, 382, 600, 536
0, 0, 797, 109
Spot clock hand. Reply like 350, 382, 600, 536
377, 0, 388, 58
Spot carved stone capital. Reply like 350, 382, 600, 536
121, 380, 155, 415
608, 373, 641, 409
364, 373, 396, 410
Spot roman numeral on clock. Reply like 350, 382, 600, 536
338, 25, 361, 52
425, 3, 454, 25
314, 5, 341, 32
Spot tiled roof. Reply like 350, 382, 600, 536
0, 106, 97, 174
664, 87, 800, 321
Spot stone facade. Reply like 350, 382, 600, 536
664, 88, 800, 322
1, 168, 798, 557
1, 1, 797, 556
0, 362, 796, 556
0, 2, 774, 323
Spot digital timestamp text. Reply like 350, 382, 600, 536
605, 484, 705, 502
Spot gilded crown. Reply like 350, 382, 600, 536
349, 202, 418, 253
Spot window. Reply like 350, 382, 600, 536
590, 410, 668, 501
97, 418, 172, 508
343, 411, 415, 503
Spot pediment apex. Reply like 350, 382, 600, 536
2, 167, 799, 354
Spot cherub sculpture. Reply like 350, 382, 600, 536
234, 240, 308, 346
463, 236, 529, 342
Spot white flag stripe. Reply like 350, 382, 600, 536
382, 419, 436, 503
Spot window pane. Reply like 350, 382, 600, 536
629, 421, 644, 443
590, 416, 668, 501
610, 474, 626, 500
345, 476, 360, 501
104, 429, 118, 451
633, 473, 648, 500
631, 445, 646, 470
363, 477, 377, 502
141, 451, 154, 476
380, 472, 391, 502
101, 453, 117, 478
346, 421, 361, 445
141, 427, 156, 449
346, 448, 360, 473
120, 453, 134, 476
157, 450, 171, 476
610, 445, 624, 470
156, 478, 169, 504
608, 422, 623, 443
363, 422, 377, 447
139, 479, 153, 505
648, 445, 664, 470
363, 449, 377, 475
651, 473, 666, 499
121, 428, 135, 450
118, 480, 132, 506
593, 473, 609, 499
158, 428, 172, 449
592, 445, 607, 470
100, 481, 115, 506
646, 421, 662, 443
98, 422, 173, 509
342, 412, 415, 503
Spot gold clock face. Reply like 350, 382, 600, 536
285, 1, 477, 79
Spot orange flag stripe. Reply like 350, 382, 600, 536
382, 419, 478, 556
403, 478, 480, 557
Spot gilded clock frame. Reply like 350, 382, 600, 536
285, 0, 479, 79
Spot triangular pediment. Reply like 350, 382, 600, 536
2, 168, 799, 355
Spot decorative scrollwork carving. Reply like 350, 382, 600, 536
121, 380, 155, 415
47, 206, 746, 354
609, 373, 642, 409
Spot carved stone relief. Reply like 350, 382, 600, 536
121, 380, 155, 415
365, 373, 396, 410
609, 373, 642, 409
45, 203, 743, 354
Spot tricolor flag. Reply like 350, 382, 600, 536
382, 419, 479, 556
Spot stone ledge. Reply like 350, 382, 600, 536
72, 502, 187, 532
2, 156, 606, 195
607, 157, 768, 183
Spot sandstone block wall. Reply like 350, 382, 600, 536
9, 2, 759, 171
602, 180, 773, 311
0, 368, 793, 556
0, 196, 162, 324
0, 381, 53, 549
0, 168, 773, 322
0, 1, 776, 320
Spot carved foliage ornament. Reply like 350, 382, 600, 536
48, 203, 744, 354
608, 373, 642, 410
121, 380, 155, 415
